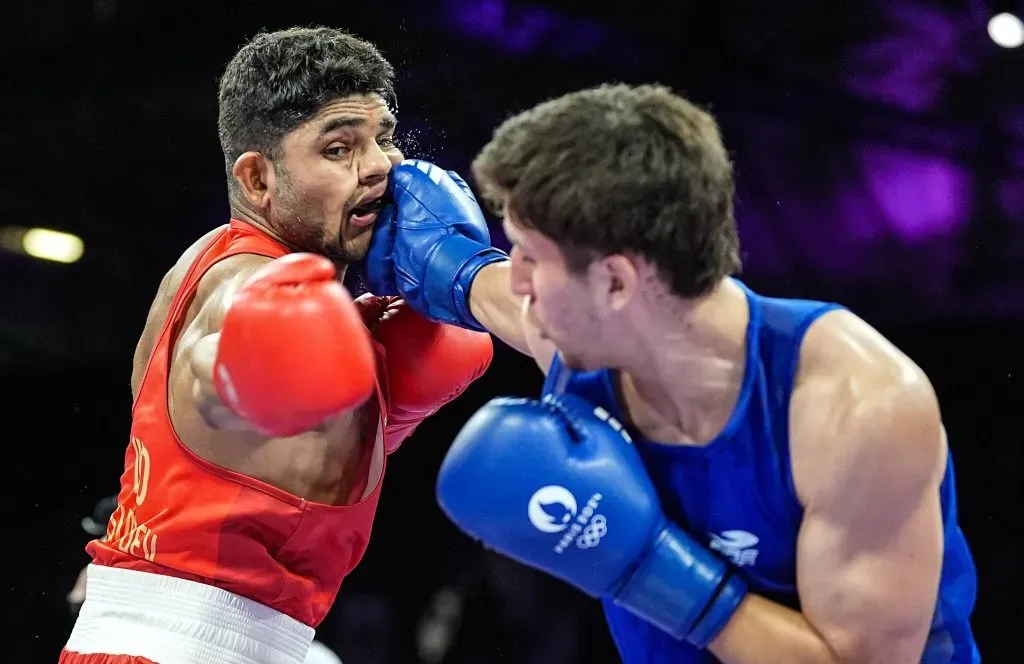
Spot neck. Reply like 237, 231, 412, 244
618, 279, 750, 445
230, 199, 280, 241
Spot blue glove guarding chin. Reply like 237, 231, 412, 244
366, 160, 508, 330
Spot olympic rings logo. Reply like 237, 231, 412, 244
575, 514, 608, 549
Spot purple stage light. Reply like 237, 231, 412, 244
857, 144, 972, 242
441, 0, 623, 62
844, 3, 983, 112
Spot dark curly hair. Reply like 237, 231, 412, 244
472, 84, 741, 298
217, 26, 396, 189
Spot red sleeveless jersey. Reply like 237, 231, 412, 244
87, 219, 388, 627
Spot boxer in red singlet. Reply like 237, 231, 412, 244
60, 27, 493, 664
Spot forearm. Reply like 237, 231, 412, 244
708, 595, 841, 664
467, 261, 531, 355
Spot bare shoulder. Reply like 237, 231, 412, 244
132, 227, 228, 394
191, 251, 271, 317
797, 308, 930, 385
167, 226, 274, 336
789, 309, 946, 509
133, 227, 273, 389
145, 227, 235, 322
133, 227, 262, 349
165, 239, 275, 431
173, 251, 274, 363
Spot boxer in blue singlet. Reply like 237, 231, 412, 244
366, 84, 981, 662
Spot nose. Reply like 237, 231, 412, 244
508, 246, 533, 298
358, 142, 393, 187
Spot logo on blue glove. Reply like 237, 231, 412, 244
527, 485, 608, 554
527, 486, 577, 534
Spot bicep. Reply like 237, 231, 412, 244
796, 481, 944, 662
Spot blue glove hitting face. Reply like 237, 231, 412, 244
366, 160, 509, 330
436, 394, 748, 648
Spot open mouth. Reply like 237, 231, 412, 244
350, 196, 386, 218
347, 196, 387, 230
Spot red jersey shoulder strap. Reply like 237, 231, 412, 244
162, 220, 290, 340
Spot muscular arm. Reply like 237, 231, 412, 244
169, 254, 273, 430
468, 262, 556, 372
707, 378, 946, 664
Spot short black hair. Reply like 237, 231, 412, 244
218, 27, 396, 183
472, 84, 741, 298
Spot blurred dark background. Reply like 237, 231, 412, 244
3, 0, 1022, 661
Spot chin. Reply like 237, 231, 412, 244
559, 353, 584, 371
555, 347, 592, 372
562, 355, 600, 372
558, 343, 615, 372
345, 230, 374, 258
324, 234, 372, 264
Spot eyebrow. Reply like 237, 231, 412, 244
318, 114, 397, 138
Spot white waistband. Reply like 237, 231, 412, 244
65, 565, 315, 664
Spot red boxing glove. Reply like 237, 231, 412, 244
214, 253, 376, 437
371, 300, 493, 453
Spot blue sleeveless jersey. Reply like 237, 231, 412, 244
541, 280, 980, 663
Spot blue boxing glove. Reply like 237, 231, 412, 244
436, 394, 748, 648
367, 160, 508, 330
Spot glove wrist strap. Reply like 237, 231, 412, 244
614, 523, 748, 648
686, 570, 748, 648
424, 234, 508, 331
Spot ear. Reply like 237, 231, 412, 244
590, 254, 638, 314
232, 151, 274, 209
